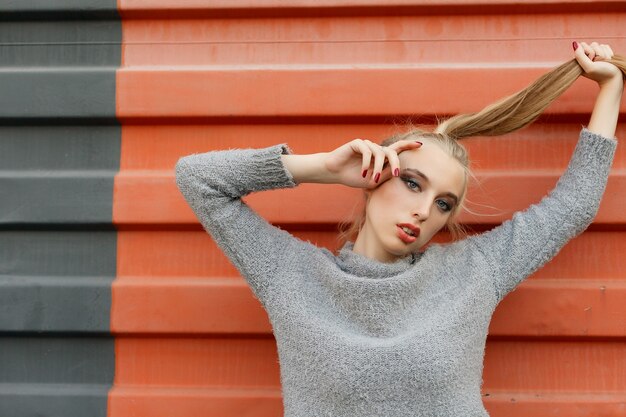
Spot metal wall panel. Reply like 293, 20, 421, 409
112, 1, 625, 416
0, 1, 120, 416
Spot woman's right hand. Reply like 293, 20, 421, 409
573, 41, 623, 87
323, 138, 423, 189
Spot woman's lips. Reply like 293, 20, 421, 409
397, 225, 417, 244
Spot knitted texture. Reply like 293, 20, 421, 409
175, 127, 617, 417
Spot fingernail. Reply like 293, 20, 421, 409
362, 169, 367, 178
374, 173, 380, 183
394, 168, 399, 177
572, 41, 578, 51
415, 141, 423, 146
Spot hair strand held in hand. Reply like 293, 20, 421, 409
435, 55, 626, 140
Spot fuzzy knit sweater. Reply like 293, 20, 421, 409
175, 127, 617, 417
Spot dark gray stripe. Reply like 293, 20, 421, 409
0, 1, 117, 19
0, 173, 117, 226
0, 3, 120, 221
0, 126, 118, 224
0, 336, 114, 383
0, 275, 113, 332
0, 230, 116, 277
0, 2, 120, 416
0, 71, 117, 120
0, 126, 120, 170
0, 231, 115, 331
0, 20, 120, 66
0, 385, 110, 417
0, 336, 113, 417
0, 126, 121, 224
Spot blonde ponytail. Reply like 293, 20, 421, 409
436, 56, 626, 139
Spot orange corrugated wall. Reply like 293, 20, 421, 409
109, 1, 626, 416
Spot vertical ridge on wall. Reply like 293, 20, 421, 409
111, 1, 626, 416
0, 1, 121, 417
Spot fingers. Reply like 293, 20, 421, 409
577, 41, 613, 62
573, 41, 614, 77
351, 140, 373, 179
361, 139, 386, 183
579, 42, 596, 61
357, 139, 422, 185
351, 139, 381, 182
379, 146, 402, 184
590, 42, 607, 61
573, 42, 593, 72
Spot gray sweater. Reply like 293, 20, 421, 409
174, 127, 617, 417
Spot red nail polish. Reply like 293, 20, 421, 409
572, 41, 578, 51
362, 169, 367, 178
375, 173, 380, 183
394, 168, 399, 176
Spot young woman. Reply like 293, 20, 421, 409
175, 41, 624, 416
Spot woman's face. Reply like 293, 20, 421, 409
354, 140, 466, 263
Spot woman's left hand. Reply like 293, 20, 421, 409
573, 41, 623, 87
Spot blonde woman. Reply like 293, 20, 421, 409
175, 41, 624, 416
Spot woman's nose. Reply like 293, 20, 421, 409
412, 200, 430, 221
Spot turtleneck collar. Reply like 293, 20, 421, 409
335, 241, 419, 279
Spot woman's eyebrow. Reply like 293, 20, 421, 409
403, 168, 430, 183
403, 168, 459, 204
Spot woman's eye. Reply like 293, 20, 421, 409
436, 199, 452, 212
402, 177, 421, 191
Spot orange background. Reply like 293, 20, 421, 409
110, 1, 626, 416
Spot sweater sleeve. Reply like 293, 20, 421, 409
465, 127, 617, 303
174, 143, 300, 306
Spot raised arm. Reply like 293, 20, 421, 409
468, 126, 617, 303
175, 143, 300, 305
466, 43, 623, 303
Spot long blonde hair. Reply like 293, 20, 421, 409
337, 55, 626, 248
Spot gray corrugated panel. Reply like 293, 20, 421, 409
0, 384, 109, 417
0, 1, 117, 18
0, 337, 114, 383
0, 70, 117, 120
0, 335, 114, 417
0, 275, 112, 332
1, 2, 120, 416
0, 172, 116, 225
0, 126, 120, 224
0, 126, 120, 170
0, 20, 120, 66
0, 231, 116, 331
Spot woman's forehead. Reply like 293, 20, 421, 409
398, 142, 466, 192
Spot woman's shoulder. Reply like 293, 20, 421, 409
421, 235, 491, 267
280, 234, 334, 263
